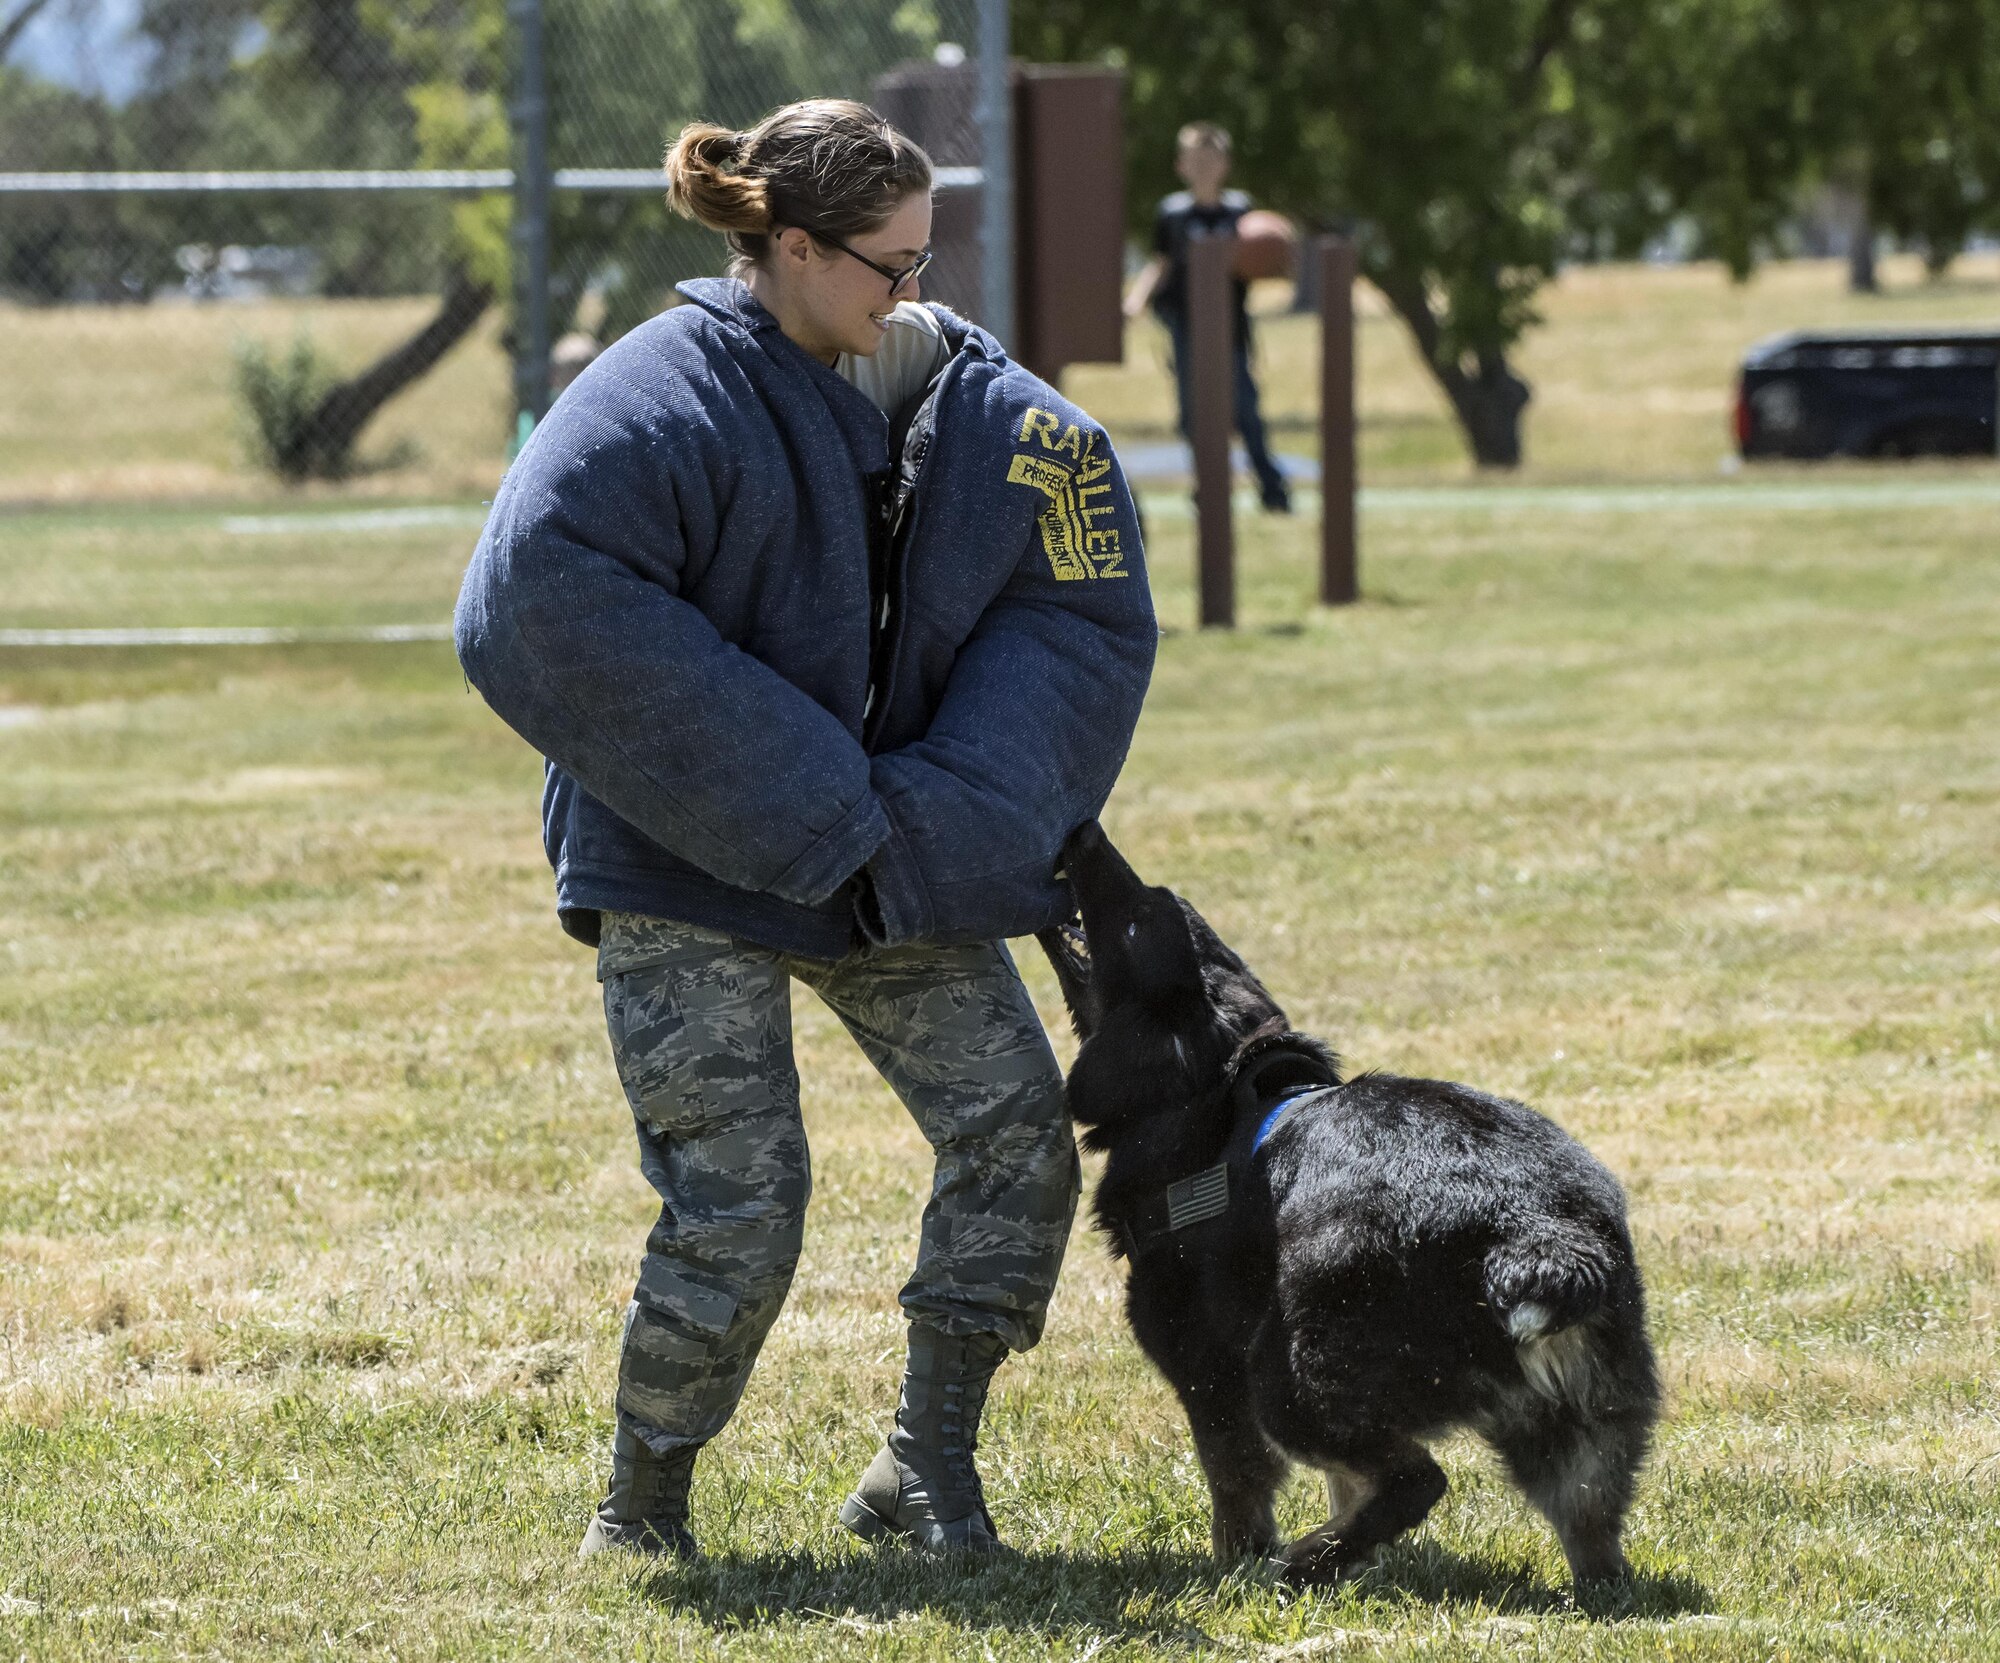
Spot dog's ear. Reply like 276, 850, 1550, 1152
1034, 920, 1096, 1040
1180, 905, 1285, 1029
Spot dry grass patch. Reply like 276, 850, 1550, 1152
0, 299, 509, 504
7, 255, 2000, 504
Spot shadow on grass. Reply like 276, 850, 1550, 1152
1367, 1539, 1712, 1623
632, 1545, 1225, 1644
627, 1539, 1711, 1639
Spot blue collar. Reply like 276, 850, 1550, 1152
1253, 1084, 1324, 1154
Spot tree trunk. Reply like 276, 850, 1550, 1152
1832, 166, 1879, 294
1376, 267, 1532, 469
1442, 355, 1533, 468
1847, 205, 1878, 294
286, 268, 494, 478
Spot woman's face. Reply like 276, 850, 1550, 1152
764, 190, 934, 363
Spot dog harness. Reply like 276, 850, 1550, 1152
1252, 1084, 1325, 1154
1114, 1030, 1340, 1255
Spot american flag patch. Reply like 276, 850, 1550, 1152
1165, 1163, 1230, 1232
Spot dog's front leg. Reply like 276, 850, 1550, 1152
1127, 1259, 1285, 1560
1178, 1383, 1288, 1561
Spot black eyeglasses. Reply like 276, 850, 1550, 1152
800, 228, 934, 297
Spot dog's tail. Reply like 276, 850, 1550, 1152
1484, 1230, 1620, 1404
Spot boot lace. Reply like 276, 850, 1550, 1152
630, 1447, 695, 1518
937, 1380, 988, 1508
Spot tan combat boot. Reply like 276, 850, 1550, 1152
578, 1425, 700, 1560
839, 1325, 1009, 1554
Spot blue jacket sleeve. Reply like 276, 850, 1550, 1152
859, 442, 1157, 945
454, 391, 888, 908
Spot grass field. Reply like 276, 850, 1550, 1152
4, 252, 2000, 502
3, 452, 1998, 1658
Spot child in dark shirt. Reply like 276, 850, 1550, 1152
1124, 121, 1292, 513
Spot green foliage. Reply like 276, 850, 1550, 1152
0, 65, 129, 299
1020, 0, 1592, 348
1017, 0, 2000, 463
410, 80, 512, 291
1021, 0, 1658, 462
233, 330, 342, 480
537, 0, 946, 339
286, 0, 950, 337
1824, 0, 2000, 270
338, 0, 955, 340
355, 0, 511, 292
136, 0, 454, 297
3, 0, 952, 326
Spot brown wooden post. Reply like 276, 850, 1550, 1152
1011, 66, 1126, 381
1187, 231, 1235, 628
1317, 235, 1359, 605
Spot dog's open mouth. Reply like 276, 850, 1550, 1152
1051, 918, 1090, 967
1034, 918, 1095, 1036
1040, 917, 1092, 984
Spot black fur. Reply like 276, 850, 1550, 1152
1037, 822, 1660, 1589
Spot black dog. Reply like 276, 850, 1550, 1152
1037, 822, 1659, 1589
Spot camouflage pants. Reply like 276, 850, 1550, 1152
597, 912, 1080, 1455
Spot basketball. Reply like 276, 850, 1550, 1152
1233, 210, 1298, 281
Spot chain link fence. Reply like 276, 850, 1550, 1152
2, 0, 1007, 473
546, 0, 982, 337
1, 1, 486, 303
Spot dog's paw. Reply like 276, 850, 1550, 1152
1568, 1562, 1638, 1619
1276, 1526, 1370, 1588
1213, 1537, 1281, 1572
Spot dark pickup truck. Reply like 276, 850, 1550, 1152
1735, 328, 2000, 459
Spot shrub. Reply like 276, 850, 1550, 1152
233, 331, 343, 481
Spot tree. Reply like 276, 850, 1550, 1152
4, 0, 954, 448
361, 0, 954, 348
0, 64, 122, 298
223, 0, 501, 475
536, 0, 945, 338
247, 0, 953, 471
1822, 0, 2000, 285
1553, 0, 2000, 289
1014, 0, 1874, 467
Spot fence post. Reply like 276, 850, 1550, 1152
975, 0, 1014, 350
1187, 232, 1235, 628
1317, 235, 1359, 605
509, 0, 552, 436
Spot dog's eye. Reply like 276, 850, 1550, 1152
1125, 921, 1139, 941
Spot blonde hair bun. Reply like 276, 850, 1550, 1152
662, 100, 933, 273
664, 122, 771, 235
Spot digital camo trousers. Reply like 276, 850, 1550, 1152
596, 913, 1081, 1456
